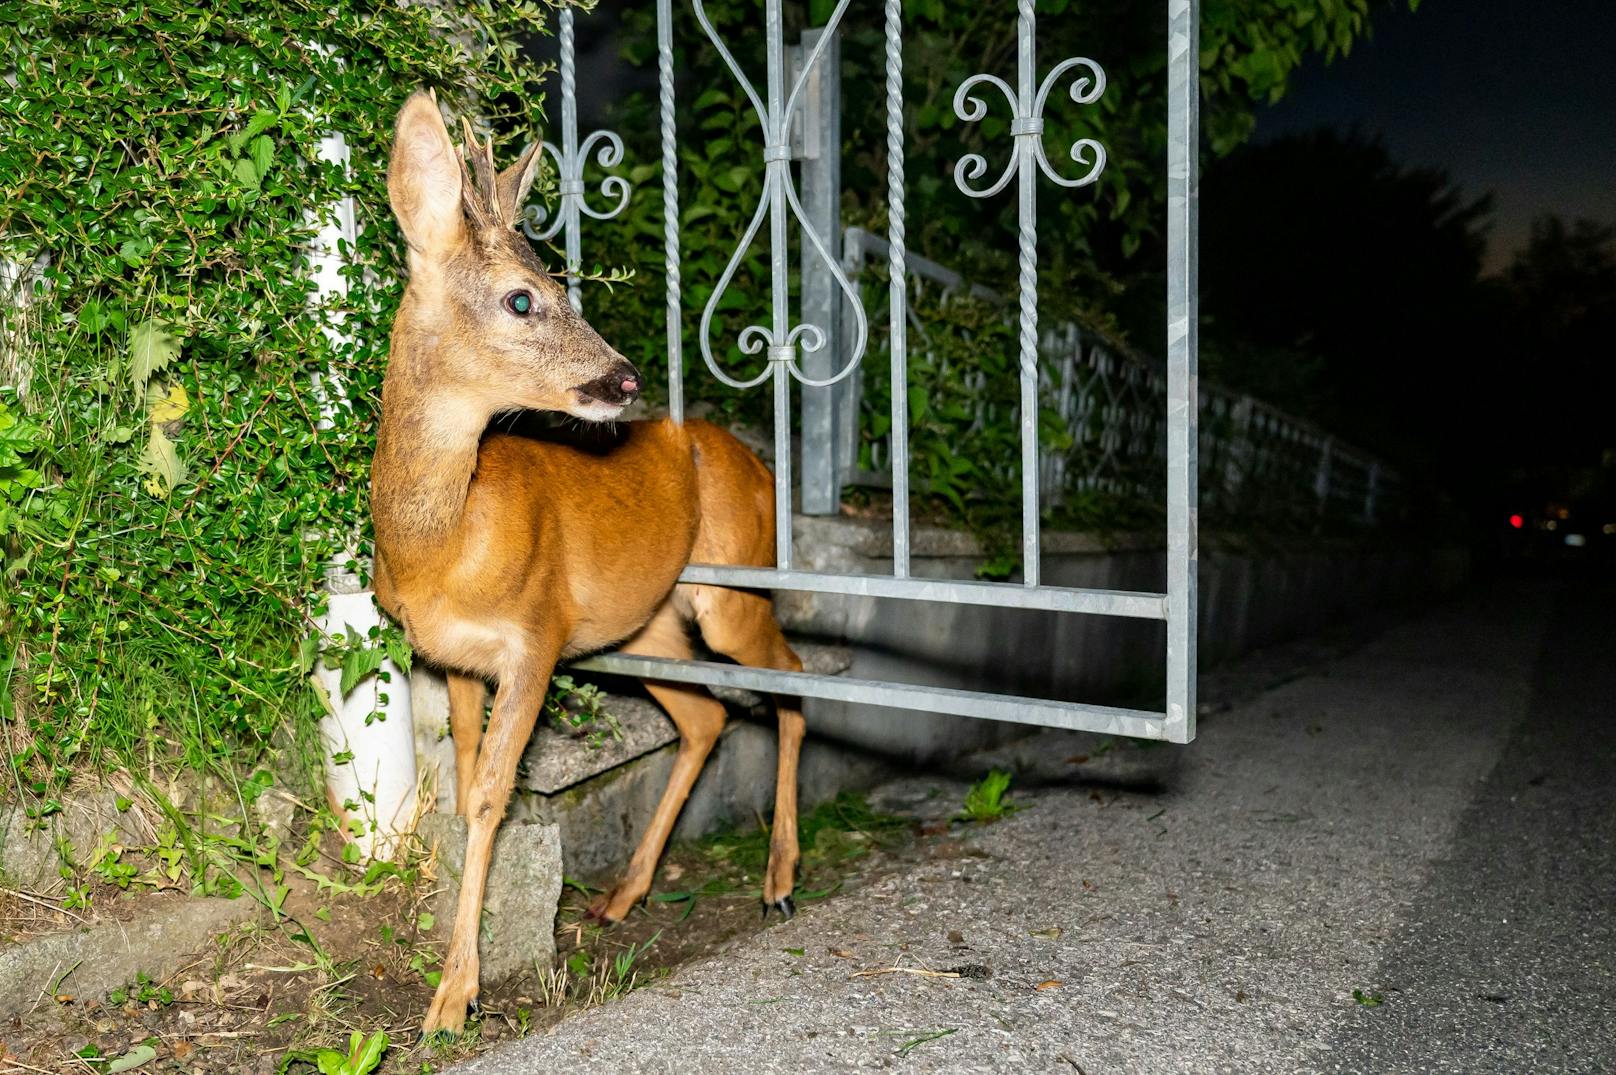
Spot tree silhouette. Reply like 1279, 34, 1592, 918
1199, 129, 1492, 458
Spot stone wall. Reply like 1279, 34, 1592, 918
408, 515, 1471, 879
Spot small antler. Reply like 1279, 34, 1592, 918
457, 116, 501, 225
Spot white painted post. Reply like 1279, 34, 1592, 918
305, 128, 416, 861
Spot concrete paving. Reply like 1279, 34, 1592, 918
453, 576, 1615, 1074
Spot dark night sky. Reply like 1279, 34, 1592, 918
1255, 0, 1616, 273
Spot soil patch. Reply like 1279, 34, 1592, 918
0, 792, 949, 1074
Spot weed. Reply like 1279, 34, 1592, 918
109, 971, 173, 1008
700, 793, 907, 877
535, 963, 571, 1008
89, 833, 140, 889
409, 949, 442, 989
1352, 988, 1384, 1007
603, 930, 662, 1000
896, 1028, 958, 1057
544, 675, 622, 748
561, 875, 601, 897
957, 771, 1019, 822
279, 1030, 388, 1075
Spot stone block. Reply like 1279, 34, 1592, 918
415, 813, 563, 985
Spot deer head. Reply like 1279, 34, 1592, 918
386, 92, 640, 421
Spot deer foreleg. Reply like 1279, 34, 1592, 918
424, 654, 552, 1035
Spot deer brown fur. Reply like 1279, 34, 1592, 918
371, 93, 807, 1034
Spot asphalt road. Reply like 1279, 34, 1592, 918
453, 575, 1615, 1074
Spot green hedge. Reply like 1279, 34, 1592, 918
0, 0, 554, 805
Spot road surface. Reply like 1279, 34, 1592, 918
453, 575, 1615, 1074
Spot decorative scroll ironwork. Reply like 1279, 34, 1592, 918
946, 0, 1108, 588
690, 0, 869, 391
520, 7, 632, 313
951, 57, 1107, 200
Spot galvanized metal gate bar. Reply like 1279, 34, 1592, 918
677, 565, 1167, 619
572, 654, 1172, 740
1164, 0, 1199, 742
570, 0, 1199, 745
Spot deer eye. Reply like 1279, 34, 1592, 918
503, 290, 534, 317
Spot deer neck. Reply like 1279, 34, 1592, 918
370, 324, 493, 572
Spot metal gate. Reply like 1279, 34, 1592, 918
554, 0, 1201, 744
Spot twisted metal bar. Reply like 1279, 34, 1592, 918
949, 0, 1109, 587
884, 0, 911, 578
1017, 159, 1040, 581
519, 6, 633, 314
558, 7, 581, 311
658, 0, 682, 423
690, 0, 869, 392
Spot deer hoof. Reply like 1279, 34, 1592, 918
585, 895, 626, 925
422, 983, 479, 1036
763, 895, 795, 921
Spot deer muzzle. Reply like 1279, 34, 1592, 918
575, 361, 642, 408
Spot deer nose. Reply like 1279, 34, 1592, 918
614, 361, 641, 402
579, 361, 642, 406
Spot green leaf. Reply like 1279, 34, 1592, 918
78, 299, 122, 335
957, 770, 1017, 822
381, 630, 413, 673
339, 644, 385, 696
251, 135, 274, 183
128, 319, 182, 393
118, 237, 155, 266
234, 156, 260, 188
107, 1043, 158, 1072
228, 110, 279, 154
348, 1030, 388, 1074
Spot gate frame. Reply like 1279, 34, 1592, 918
563, 0, 1201, 745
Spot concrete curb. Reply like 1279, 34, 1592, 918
0, 896, 257, 1018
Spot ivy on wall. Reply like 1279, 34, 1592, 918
0, 0, 555, 803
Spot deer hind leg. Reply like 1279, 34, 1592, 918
688, 584, 806, 917
424, 650, 553, 1036
589, 601, 727, 924
446, 672, 487, 816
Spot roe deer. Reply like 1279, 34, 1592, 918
372, 93, 806, 1033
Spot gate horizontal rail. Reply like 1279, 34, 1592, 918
574, 654, 1171, 740
676, 564, 1167, 619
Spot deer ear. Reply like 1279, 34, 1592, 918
494, 140, 544, 228
387, 92, 465, 256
